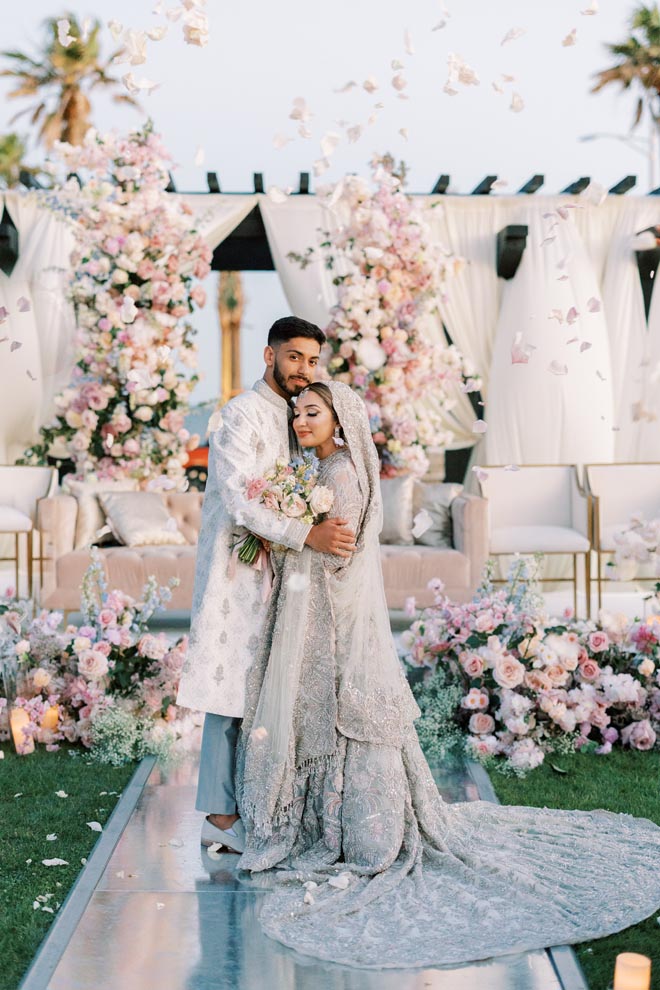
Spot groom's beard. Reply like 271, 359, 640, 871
273, 359, 311, 398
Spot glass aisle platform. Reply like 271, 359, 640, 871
34, 750, 570, 990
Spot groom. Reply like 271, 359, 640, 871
177, 316, 356, 851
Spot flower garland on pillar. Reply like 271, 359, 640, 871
24, 124, 212, 485
310, 159, 474, 478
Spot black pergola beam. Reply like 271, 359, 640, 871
206, 172, 220, 193
19, 169, 43, 190
472, 175, 497, 195
431, 174, 450, 194
497, 224, 528, 280
561, 177, 590, 194
0, 205, 19, 277
635, 226, 660, 318
253, 172, 265, 193
609, 175, 636, 195
518, 174, 544, 194
298, 172, 310, 194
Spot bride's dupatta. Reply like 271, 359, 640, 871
236, 382, 419, 838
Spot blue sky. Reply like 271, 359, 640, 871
1, 0, 649, 401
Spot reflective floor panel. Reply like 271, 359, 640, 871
47, 751, 563, 990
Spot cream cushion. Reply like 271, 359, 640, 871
0, 506, 33, 532
63, 477, 139, 549
99, 492, 187, 547
491, 525, 590, 554
380, 476, 414, 545
413, 481, 463, 548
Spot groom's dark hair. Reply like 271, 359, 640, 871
268, 316, 326, 347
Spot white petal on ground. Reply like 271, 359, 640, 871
156, 902, 165, 910
55, 790, 68, 798
328, 872, 353, 890
86, 821, 103, 833
472, 467, 489, 482
46, 834, 58, 841
501, 27, 526, 46
168, 838, 184, 848
42, 859, 69, 867
206, 843, 223, 860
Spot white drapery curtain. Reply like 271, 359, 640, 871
0, 192, 77, 464
486, 201, 615, 465
176, 193, 257, 251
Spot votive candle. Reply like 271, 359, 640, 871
613, 952, 652, 990
10, 708, 35, 755
40, 705, 59, 732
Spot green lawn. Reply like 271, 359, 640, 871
0, 746, 137, 990
491, 750, 660, 990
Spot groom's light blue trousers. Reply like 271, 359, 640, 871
195, 713, 241, 814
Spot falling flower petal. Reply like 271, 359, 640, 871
346, 125, 363, 143
87, 821, 103, 833
334, 80, 357, 93
122, 72, 159, 95
549, 360, 568, 375
511, 331, 535, 364
443, 83, 458, 96
0, 307, 8, 322
566, 336, 579, 344
504, 464, 520, 472
320, 132, 340, 157
432, 20, 448, 30
566, 306, 579, 325
147, 25, 168, 41
10, 341, 22, 352
298, 124, 312, 139
501, 27, 526, 46
363, 76, 379, 93
267, 186, 288, 204
391, 73, 407, 91
562, 28, 577, 47
472, 467, 489, 482
548, 309, 564, 324
57, 19, 75, 47
596, 370, 606, 380
587, 296, 601, 313
398, 128, 409, 141
581, 0, 598, 14
108, 19, 124, 41
472, 419, 487, 434
404, 29, 415, 55
206, 842, 223, 860
289, 97, 312, 123
492, 80, 504, 94
392, 58, 405, 71
313, 158, 330, 177
17, 297, 30, 312
510, 92, 525, 113
580, 341, 592, 352
273, 133, 293, 150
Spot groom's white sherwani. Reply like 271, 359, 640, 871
177, 380, 310, 717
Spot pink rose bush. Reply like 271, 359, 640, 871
290, 157, 477, 477
0, 551, 199, 762
405, 560, 660, 775
22, 124, 211, 486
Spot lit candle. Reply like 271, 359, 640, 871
614, 953, 652, 990
40, 705, 59, 732
10, 708, 35, 755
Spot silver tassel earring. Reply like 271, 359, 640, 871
333, 426, 345, 447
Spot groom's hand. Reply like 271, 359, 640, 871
305, 519, 356, 557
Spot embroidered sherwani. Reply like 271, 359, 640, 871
177, 380, 311, 717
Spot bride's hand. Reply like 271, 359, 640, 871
305, 518, 356, 557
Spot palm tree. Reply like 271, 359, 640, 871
1, 13, 140, 148
592, 4, 660, 129
0, 133, 28, 188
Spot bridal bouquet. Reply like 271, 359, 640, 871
609, 514, 660, 581
237, 453, 334, 565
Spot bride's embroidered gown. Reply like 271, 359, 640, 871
235, 383, 660, 970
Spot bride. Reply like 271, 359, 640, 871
234, 380, 660, 970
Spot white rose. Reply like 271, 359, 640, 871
638, 658, 655, 678
356, 338, 387, 371
309, 485, 335, 516
134, 406, 154, 422
15, 639, 30, 656
33, 668, 51, 690
73, 636, 92, 654
78, 650, 109, 680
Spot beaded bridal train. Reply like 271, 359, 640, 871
235, 383, 660, 970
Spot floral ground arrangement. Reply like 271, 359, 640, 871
0, 748, 136, 990
492, 749, 660, 990
404, 558, 660, 774
0, 552, 201, 764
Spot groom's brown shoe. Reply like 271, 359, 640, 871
201, 816, 246, 853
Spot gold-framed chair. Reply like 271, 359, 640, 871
0, 466, 58, 600
584, 462, 660, 610
476, 464, 592, 617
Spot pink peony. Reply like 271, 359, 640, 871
246, 478, 267, 500
98, 608, 118, 628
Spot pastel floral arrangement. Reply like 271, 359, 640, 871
0, 552, 200, 764
22, 123, 212, 486
404, 557, 660, 775
291, 157, 475, 477
238, 453, 334, 565
608, 514, 660, 582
